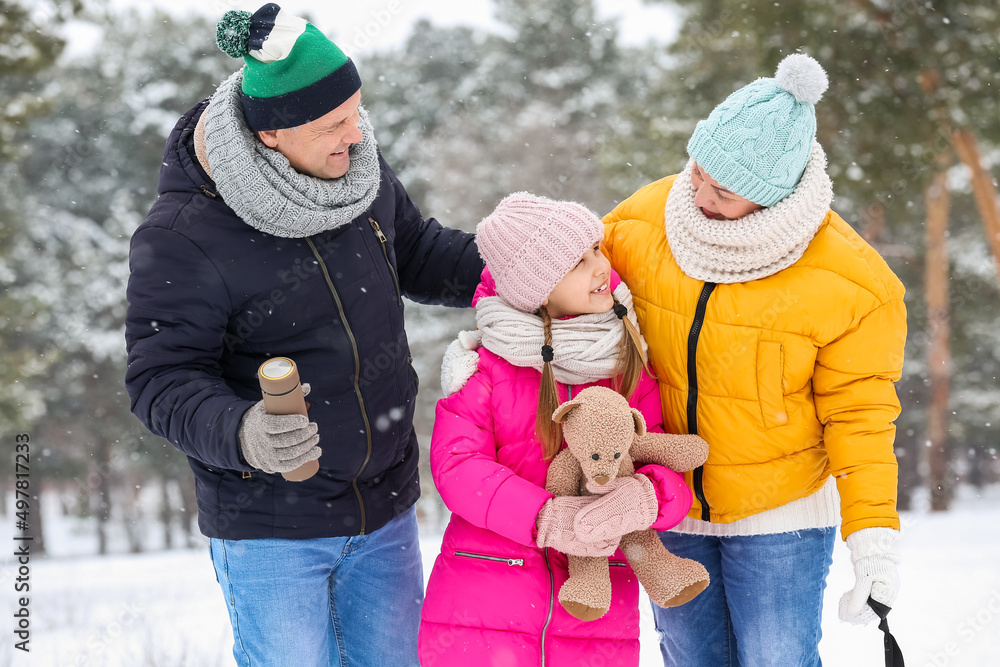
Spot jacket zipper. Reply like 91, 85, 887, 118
306, 237, 372, 534
454, 551, 524, 567
368, 217, 403, 306
540, 547, 555, 667
687, 282, 717, 522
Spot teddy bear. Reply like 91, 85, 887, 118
546, 385, 712, 621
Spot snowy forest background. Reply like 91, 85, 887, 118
1, 0, 998, 562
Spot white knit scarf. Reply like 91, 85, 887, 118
475, 282, 647, 386
664, 141, 834, 284
202, 70, 381, 239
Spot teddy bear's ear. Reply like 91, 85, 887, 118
552, 397, 585, 424
630, 408, 647, 436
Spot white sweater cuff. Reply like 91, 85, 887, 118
670, 476, 840, 537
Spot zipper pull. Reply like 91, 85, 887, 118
508, 558, 524, 566
369, 217, 387, 244
200, 184, 217, 199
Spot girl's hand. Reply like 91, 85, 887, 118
634, 464, 694, 532
535, 496, 621, 557
573, 475, 659, 542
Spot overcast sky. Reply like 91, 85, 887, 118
64, 0, 679, 58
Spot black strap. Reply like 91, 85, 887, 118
867, 596, 905, 667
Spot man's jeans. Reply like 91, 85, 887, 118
652, 527, 836, 667
210, 505, 423, 667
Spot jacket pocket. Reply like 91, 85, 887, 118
368, 216, 403, 307
454, 550, 525, 567
756, 340, 788, 429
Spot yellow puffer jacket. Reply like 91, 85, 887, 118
603, 175, 906, 539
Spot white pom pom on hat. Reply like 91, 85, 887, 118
774, 53, 829, 105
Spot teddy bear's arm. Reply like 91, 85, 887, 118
545, 450, 585, 496
629, 433, 710, 473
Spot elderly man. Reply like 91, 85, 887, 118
124, 4, 482, 665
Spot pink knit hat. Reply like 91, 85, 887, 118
476, 192, 604, 313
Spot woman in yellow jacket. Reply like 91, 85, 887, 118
603, 54, 905, 665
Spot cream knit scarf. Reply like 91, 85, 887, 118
664, 141, 833, 284
202, 70, 381, 239
475, 282, 647, 386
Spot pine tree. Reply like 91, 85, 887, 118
5, 7, 235, 552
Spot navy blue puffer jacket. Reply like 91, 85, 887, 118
125, 100, 483, 539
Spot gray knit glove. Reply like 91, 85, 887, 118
238, 383, 322, 474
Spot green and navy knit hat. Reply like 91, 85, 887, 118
687, 54, 829, 207
215, 3, 362, 131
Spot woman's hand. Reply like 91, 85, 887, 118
839, 527, 901, 625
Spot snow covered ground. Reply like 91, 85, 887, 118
2, 485, 998, 666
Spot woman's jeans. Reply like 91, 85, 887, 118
652, 527, 836, 667
210, 505, 423, 667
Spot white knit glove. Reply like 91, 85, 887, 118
839, 527, 901, 625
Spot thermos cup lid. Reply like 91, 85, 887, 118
259, 357, 295, 380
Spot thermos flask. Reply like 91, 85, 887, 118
257, 357, 319, 482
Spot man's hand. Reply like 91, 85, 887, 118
238, 384, 321, 474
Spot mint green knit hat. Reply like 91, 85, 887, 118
687, 54, 829, 207
215, 3, 361, 131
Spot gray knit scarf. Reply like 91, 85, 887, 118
664, 141, 834, 284
475, 282, 647, 386
203, 70, 381, 239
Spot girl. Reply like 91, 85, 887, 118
418, 192, 702, 665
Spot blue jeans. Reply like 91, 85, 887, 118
210, 505, 423, 667
652, 527, 836, 667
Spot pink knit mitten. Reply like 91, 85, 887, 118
535, 496, 621, 557
573, 475, 659, 543
636, 464, 694, 531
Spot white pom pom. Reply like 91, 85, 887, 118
774, 53, 828, 105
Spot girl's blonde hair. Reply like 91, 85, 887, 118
535, 294, 652, 459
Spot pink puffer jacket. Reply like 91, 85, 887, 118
419, 270, 692, 666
